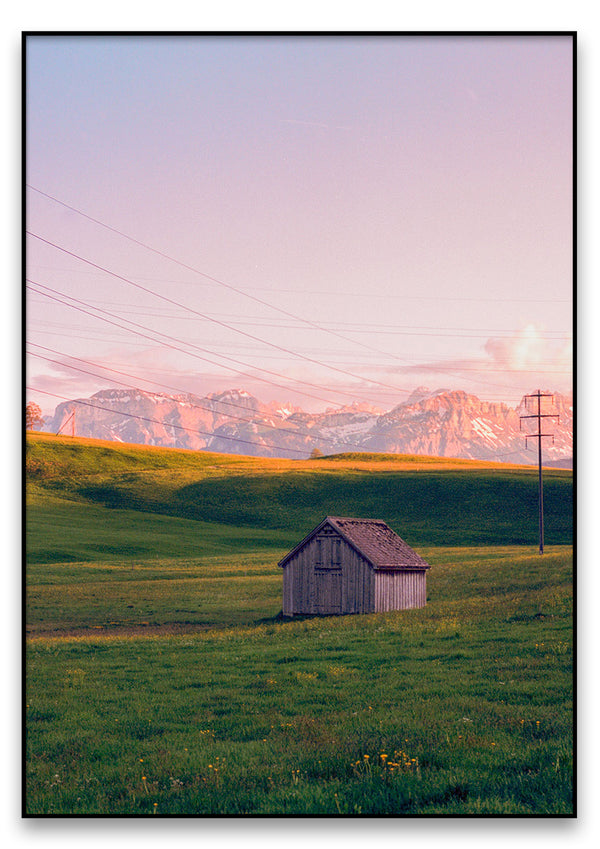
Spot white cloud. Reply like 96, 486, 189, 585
485, 324, 572, 374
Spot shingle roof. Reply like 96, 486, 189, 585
328, 517, 430, 570
278, 516, 430, 571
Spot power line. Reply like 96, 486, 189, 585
28, 266, 560, 400
26, 184, 427, 367
26, 272, 572, 336
27, 230, 423, 398
25, 386, 313, 458
27, 186, 571, 385
392, 362, 572, 376
26, 284, 572, 411
25, 316, 572, 371
26, 279, 348, 406
26, 343, 372, 453
27, 276, 572, 340
26, 189, 571, 309
519, 390, 561, 554
318, 327, 572, 340
25, 315, 572, 375
27, 279, 390, 408
27, 285, 573, 414
26, 338, 558, 409
26, 191, 573, 398
27, 257, 573, 313
251, 287, 572, 305
56, 410, 75, 436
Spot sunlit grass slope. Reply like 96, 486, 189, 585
26, 545, 572, 815
25, 434, 573, 815
26, 432, 572, 551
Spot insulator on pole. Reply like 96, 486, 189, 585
519, 391, 559, 555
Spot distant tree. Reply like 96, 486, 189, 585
309, 447, 324, 459
26, 402, 43, 430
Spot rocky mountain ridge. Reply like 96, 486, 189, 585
41, 386, 573, 466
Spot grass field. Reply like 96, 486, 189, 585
25, 433, 573, 815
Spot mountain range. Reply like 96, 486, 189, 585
41, 386, 573, 467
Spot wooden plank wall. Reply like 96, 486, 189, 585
283, 536, 374, 616
373, 570, 427, 611
282, 532, 427, 616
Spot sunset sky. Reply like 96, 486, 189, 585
25, 33, 573, 415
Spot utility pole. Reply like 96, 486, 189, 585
57, 410, 75, 437
519, 390, 559, 554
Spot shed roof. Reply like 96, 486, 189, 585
278, 516, 430, 571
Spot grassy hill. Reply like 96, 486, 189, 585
25, 433, 573, 815
26, 432, 572, 558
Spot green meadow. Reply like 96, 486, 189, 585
25, 433, 573, 815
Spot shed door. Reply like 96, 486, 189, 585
315, 570, 342, 614
315, 532, 342, 614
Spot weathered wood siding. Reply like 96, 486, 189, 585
282, 531, 374, 616
281, 518, 429, 616
373, 570, 427, 611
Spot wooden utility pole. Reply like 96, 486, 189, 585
57, 410, 75, 437
520, 390, 559, 554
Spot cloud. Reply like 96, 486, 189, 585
484, 324, 572, 374
382, 325, 572, 381
27, 324, 573, 419
368, 324, 572, 404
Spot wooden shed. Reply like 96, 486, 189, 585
278, 516, 431, 617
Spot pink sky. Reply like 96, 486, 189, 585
25, 34, 573, 415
